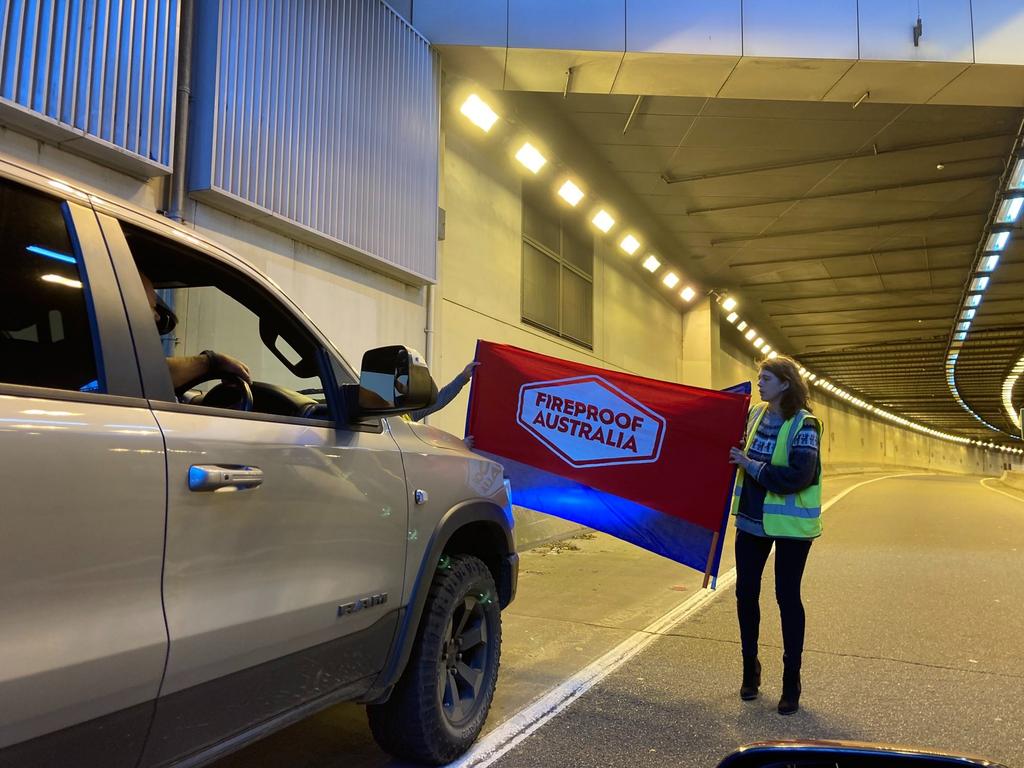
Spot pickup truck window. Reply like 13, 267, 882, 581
0, 178, 102, 393
121, 223, 331, 421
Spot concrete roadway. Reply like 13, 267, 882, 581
214, 472, 1024, 767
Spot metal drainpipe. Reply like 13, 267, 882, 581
423, 282, 436, 424
165, 0, 195, 222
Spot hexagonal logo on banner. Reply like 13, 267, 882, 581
517, 376, 666, 468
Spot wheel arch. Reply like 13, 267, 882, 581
361, 500, 517, 703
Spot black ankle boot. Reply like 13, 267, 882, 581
740, 656, 761, 700
778, 667, 801, 715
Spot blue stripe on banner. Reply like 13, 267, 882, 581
484, 454, 717, 575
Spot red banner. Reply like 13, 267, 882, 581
466, 341, 750, 575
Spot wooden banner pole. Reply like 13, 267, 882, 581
702, 530, 720, 589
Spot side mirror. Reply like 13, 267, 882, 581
718, 741, 1007, 768
357, 345, 437, 416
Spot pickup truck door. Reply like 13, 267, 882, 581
95, 210, 409, 765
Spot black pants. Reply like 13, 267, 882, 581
735, 529, 812, 669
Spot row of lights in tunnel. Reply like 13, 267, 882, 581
459, 94, 700, 306
712, 297, 1022, 455
945, 150, 1024, 441
458, 91, 1023, 456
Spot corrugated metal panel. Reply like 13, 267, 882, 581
190, 0, 440, 284
0, 0, 179, 170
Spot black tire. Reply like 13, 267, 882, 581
368, 554, 502, 765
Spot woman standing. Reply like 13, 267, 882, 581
728, 355, 822, 715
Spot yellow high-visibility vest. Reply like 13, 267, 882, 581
730, 403, 823, 539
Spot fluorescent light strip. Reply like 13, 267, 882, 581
515, 142, 546, 173
978, 254, 1000, 273
996, 196, 1024, 223
459, 94, 499, 132
558, 180, 584, 206
592, 210, 615, 232
985, 231, 1010, 251
620, 234, 641, 255
1002, 353, 1024, 431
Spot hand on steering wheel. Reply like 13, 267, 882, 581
202, 374, 255, 412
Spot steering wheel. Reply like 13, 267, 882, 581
177, 373, 254, 412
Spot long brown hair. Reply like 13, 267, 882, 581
760, 355, 811, 421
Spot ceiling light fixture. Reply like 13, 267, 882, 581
592, 209, 615, 233
515, 142, 546, 173
978, 254, 1000, 272
985, 231, 1010, 251
557, 180, 584, 206
460, 94, 499, 132
996, 196, 1024, 223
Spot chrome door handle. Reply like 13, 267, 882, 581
188, 465, 264, 492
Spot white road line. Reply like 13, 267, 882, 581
980, 477, 1024, 504
452, 471, 927, 768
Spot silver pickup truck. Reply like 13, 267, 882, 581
0, 154, 517, 767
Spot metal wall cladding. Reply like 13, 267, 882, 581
191, 0, 440, 284
0, 0, 179, 169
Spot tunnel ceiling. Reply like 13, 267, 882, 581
521, 92, 1024, 444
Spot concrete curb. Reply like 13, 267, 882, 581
999, 470, 1024, 492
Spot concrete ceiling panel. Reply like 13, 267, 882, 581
611, 53, 739, 97
808, 174, 1004, 202
558, 93, 643, 113
676, 114, 880, 151
791, 195, 960, 217
858, 0, 974, 63
673, 173, 826, 199
508, 0, 624, 52
741, 0, 859, 59
929, 64, 1024, 106
414, 0, 508, 47
717, 58, 857, 101
879, 273, 943, 291
663, 214, 777, 236
504, 49, 624, 93
638, 96, 715, 116
437, 45, 508, 90
703, 98, 904, 122
971, 0, 1024, 65
626, 1, 741, 56
872, 252, 930, 272
568, 111, 695, 146
822, 61, 969, 105
822, 256, 895, 277
597, 144, 679, 172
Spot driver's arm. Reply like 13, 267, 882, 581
168, 351, 252, 390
